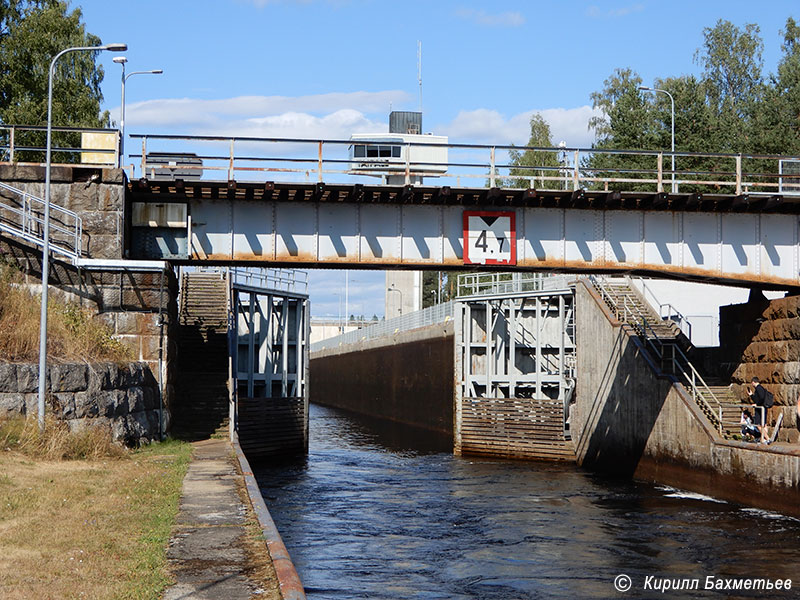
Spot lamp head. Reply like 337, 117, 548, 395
104, 43, 128, 52
113, 56, 127, 64
638, 86, 652, 91
151, 69, 164, 74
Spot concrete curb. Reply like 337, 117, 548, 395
232, 436, 306, 600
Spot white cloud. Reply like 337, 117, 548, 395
122, 90, 408, 128
455, 8, 525, 27
585, 3, 644, 18
436, 106, 601, 148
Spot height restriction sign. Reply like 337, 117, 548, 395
463, 211, 516, 265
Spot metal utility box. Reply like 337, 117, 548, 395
130, 202, 189, 259
144, 153, 203, 181
389, 111, 422, 134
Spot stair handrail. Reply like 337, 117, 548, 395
637, 315, 724, 434
590, 276, 723, 435
627, 276, 692, 341
0, 181, 82, 261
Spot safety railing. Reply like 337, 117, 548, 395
629, 276, 692, 341
637, 317, 724, 434
0, 125, 120, 166
456, 272, 575, 298
127, 132, 800, 195
311, 300, 456, 352
0, 181, 82, 261
230, 267, 309, 295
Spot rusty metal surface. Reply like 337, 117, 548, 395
127, 192, 800, 288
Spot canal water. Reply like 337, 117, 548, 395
254, 404, 800, 599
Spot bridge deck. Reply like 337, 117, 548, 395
129, 178, 800, 289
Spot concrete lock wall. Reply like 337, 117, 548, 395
574, 282, 800, 515
0, 361, 162, 445
309, 322, 455, 436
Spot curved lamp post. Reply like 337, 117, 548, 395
38, 42, 127, 431
639, 85, 676, 193
387, 285, 403, 315
113, 56, 163, 168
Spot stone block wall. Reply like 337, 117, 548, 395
721, 292, 800, 442
0, 361, 161, 446
0, 163, 180, 431
0, 163, 125, 260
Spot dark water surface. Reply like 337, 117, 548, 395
254, 404, 800, 599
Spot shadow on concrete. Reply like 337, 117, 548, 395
576, 328, 673, 478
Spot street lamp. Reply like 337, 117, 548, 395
38, 42, 127, 431
387, 285, 403, 315
639, 86, 676, 193
113, 56, 163, 168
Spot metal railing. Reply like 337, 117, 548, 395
128, 132, 800, 194
590, 275, 723, 434
456, 272, 575, 298
629, 276, 692, 341
0, 181, 82, 261
311, 300, 456, 351
637, 317, 724, 434
230, 267, 308, 295
0, 125, 120, 166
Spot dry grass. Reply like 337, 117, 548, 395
0, 416, 128, 461
0, 417, 192, 600
0, 264, 131, 363
233, 460, 282, 600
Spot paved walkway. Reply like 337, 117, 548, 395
163, 438, 269, 600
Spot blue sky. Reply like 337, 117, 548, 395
75, 0, 799, 317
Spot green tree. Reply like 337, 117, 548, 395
586, 68, 659, 190
695, 19, 764, 152
755, 17, 800, 156
506, 114, 561, 189
0, 0, 110, 161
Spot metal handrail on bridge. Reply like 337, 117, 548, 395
0, 181, 82, 261
0, 124, 120, 166
128, 132, 800, 195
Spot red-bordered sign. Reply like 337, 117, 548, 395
463, 210, 516, 265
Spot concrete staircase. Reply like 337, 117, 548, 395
173, 272, 231, 439
696, 383, 747, 438
590, 277, 731, 437
595, 279, 683, 341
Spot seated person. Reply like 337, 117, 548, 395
740, 409, 761, 442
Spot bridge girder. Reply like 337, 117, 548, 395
128, 180, 800, 289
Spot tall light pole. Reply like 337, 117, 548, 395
38, 42, 127, 431
113, 56, 163, 168
387, 285, 403, 316
639, 86, 676, 193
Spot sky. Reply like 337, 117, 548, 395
74, 0, 800, 318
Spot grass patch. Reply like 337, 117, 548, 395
0, 262, 131, 362
0, 418, 192, 600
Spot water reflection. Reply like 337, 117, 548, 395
254, 404, 800, 599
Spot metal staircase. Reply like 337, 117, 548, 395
0, 181, 82, 262
590, 276, 729, 437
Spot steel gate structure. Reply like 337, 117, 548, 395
454, 276, 577, 460
229, 268, 310, 458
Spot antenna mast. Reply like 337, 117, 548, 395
417, 40, 422, 113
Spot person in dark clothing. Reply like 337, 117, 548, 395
747, 377, 771, 444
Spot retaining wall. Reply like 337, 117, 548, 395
0, 164, 180, 428
0, 361, 162, 445
575, 282, 800, 516
721, 292, 800, 443
309, 322, 455, 436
